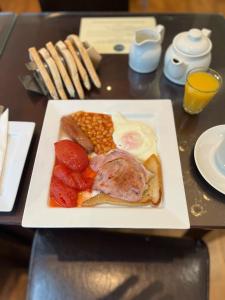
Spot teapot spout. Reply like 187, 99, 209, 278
155, 24, 165, 43
167, 58, 187, 80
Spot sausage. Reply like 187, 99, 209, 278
61, 115, 94, 153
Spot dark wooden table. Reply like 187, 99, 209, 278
0, 13, 17, 55
0, 12, 224, 228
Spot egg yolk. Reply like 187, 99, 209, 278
121, 131, 143, 150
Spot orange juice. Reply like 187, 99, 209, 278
183, 70, 221, 114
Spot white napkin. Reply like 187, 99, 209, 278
0, 109, 8, 182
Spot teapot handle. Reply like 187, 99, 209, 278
202, 28, 211, 38
156, 24, 165, 43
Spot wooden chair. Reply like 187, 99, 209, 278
27, 229, 209, 300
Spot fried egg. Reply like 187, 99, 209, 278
112, 113, 157, 161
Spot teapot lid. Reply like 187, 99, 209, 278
173, 28, 212, 56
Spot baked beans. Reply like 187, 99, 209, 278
72, 111, 116, 154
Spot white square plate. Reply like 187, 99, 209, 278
22, 100, 189, 228
0, 122, 35, 212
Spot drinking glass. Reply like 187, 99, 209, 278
183, 68, 222, 114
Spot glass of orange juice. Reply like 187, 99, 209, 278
183, 68, 222, 114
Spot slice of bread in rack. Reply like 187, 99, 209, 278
39, 48, 67, 100
82, 154, 162, 207
56, 41, 84, 100
46, 42, 75, 98
29, 47, 59, 100
65, 39, 91, 91
67, 34, 101, 89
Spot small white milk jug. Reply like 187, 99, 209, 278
129, 24, 165, 73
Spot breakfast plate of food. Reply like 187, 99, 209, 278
22, 100, 189, 228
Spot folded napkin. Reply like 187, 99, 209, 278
0, 109, 8, 182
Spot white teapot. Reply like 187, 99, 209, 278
163, 28, 212, 85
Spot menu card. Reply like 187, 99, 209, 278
79, 17, 156, 54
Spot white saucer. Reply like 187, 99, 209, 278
194, 125, 225, 195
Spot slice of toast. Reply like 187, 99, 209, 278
65, 39, 91, 91
82, 193, 150, 207
67, 34, 101, 89
143, 154, 162, 206
39, 47, 67, 100
82, 154, 162, 207
29, 47, 59, 100
56, 41, 84, 100
46, 42, 75, 98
